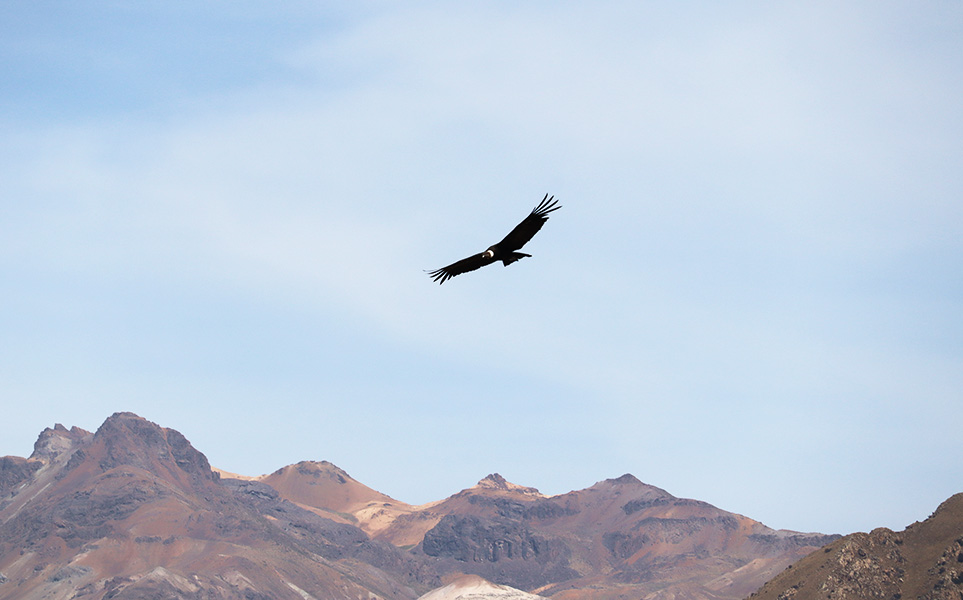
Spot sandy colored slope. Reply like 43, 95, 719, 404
419, 575, 548, 600
255, 460, 421, 537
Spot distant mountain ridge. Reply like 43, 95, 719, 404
0, 412, 430, 600
10, 412, 954, 600
247, 463, 837, 598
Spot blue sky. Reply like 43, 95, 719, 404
2, 1, 961, 536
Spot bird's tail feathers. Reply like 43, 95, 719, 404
502, 252, 531, 266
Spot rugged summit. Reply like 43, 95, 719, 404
0, 412, 431, 600
749, 493, 963, 600
0, 412, 897, 600
271, 467, 838, 599
30, 424, 91, 463
421, 474, 835, 599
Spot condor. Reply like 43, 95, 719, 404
427, 194, 561, 284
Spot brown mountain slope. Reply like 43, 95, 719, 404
257, 460, 418, 537
369, 474, 548, 548
1, 425, 90, 500
263, 467, 839, 600
748, 493, 963, 600
260, 460, 399, 513
1, 413, 847, 600
0, 412, 433, 600
417, 474, 837, 600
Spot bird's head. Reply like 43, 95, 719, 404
483, 249, 495, 259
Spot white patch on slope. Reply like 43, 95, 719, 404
284, 580, 318, 600
418, 575, 547, 600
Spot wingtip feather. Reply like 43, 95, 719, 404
426, 268, 451, 284
532, 194, 561, 217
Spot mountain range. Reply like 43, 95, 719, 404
0, 412, 953, 600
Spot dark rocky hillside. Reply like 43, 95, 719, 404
0, 412, 434, 600
404, 474, 838, 600
262, 466, 839, 599
748, 493, 963, 600
3, 412, 908, 600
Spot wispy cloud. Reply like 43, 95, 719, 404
1, 1, 960, 534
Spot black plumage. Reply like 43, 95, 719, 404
427, 194, 561, 284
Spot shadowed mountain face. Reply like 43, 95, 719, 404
415, 475, 838, 599
259, 467, 840, 600
0, 413, 434, 600
0, 413, 875, 600
749, 493, 963, 600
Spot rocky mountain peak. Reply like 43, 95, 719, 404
88, 412, 216, 486
474, 474, 543, 497
610, 473, 642, 485
930, 491, 963, 521
293, 460, 351, 481
30, 422, 91, 462
481, 473, 509, 486
583, 473, 675, 503
259, 458, 407, 522
1, 413, 877, 600
1, 414, 431, 600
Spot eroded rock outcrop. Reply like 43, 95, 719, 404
749, 494, 963, 600
0, 412, 433, 600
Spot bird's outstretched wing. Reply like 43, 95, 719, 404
496, 194, 561, 252
426, 252, 498, 284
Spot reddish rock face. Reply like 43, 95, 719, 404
0, 412, 433, 600
266, 466, 839, 600
411, 476, 837, 599
0, 412, 859, 600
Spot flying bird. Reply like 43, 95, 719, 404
426, 194, 561, 284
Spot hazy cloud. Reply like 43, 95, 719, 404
1, 1, 961, 535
